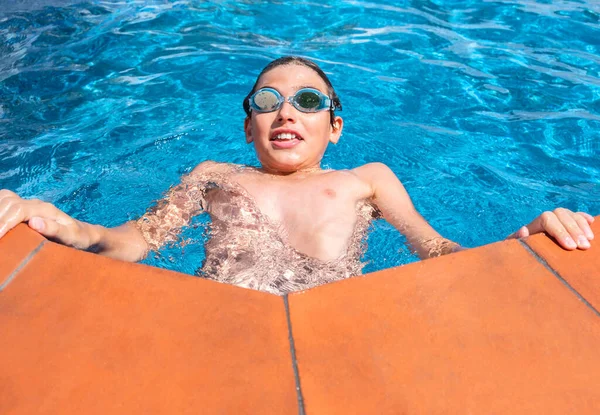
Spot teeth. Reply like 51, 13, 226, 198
274, 133, 298, 140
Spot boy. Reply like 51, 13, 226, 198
0, 57, 594, 295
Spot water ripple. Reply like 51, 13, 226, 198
478, 108, 600, 122
1, 0, 599, 273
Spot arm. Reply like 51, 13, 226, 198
507, 208, 594, 250
0, 189, 149, 262
354, 163, 595, 257
0, 161, 215, 262
354, 163, 462, 259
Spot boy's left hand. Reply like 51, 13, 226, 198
508, 208, 595, 250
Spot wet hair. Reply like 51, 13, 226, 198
243, 56, 342, 126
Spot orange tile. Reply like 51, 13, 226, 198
288, 240, 600, 414
0, 224, 45, 289
524, 215, 600, 311
0, 243, 298, 415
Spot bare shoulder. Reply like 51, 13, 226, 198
189, 161, 241, 176
352, 162, 399, 187
352, 162, 394, 179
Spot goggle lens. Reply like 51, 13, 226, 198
253, 89, 280, 112
249, 88, 331, 113
296, 90, 321, 110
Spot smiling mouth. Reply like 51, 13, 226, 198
270, 132, 303, 141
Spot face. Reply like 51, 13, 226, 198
244, 64, 343, 174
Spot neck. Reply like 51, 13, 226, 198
258, 164, 323, 176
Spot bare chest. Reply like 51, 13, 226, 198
236, 172, 367, 229
201, 168, 374, 260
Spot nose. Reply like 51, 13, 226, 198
276, 99, 297, 123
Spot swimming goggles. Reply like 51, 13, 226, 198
248, 87, 333, 113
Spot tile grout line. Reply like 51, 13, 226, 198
283, 294, 306, 415
0, 240, 47, 292
518, 239, 600, 318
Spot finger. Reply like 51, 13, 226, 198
517, 226, 530, 238
29, 217, 64, 240
0, 199, 58, 239
576, 212, 595, 224
553, 209, 590, 249
0, 203, 27, 238
554, 208, 591, 249
507, 226, 529, 239
524, 212, 548, 235
0, 198, 13, 220
29, 216, 87, 249
0, 189, 18, 202
573, 213, 594, 240
538, 211, 578, 250
0, 198, 40, 222
28, 217, 45, 233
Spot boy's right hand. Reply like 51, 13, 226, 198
0, 189, 92, 250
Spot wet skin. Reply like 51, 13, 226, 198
0, 64, 595, 277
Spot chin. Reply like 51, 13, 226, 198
258, 152, 305, 172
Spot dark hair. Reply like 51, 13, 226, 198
243, 56, 342, 126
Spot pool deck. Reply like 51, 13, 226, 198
1, 219, 599, 414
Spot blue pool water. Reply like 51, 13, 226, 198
1, 0, 599, 275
